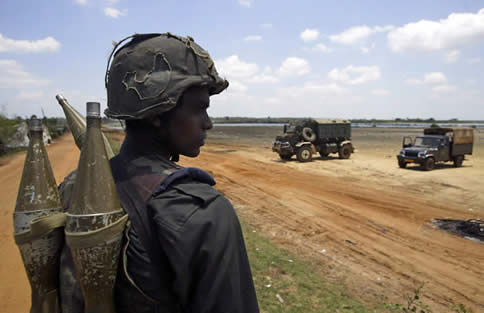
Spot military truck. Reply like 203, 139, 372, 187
397, 127, 474, 171
272, 119, 354, 162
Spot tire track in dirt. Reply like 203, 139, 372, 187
182, 144, 484, 313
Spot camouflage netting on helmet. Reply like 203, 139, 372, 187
105, 33, 229, 120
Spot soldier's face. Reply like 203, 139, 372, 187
164, 86, 213, 157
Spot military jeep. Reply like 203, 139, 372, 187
272, 119, 354, 162
397, 127, 474, 171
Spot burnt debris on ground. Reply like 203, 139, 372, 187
433, 219, 484, 243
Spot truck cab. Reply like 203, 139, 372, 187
397, 127, 473, 171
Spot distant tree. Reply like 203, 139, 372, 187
0, 137, 6, 156
224, 116, 230, 121
0, 103, 7, 117
430, 123, 440, 128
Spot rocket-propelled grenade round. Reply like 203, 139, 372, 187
13, 117, 65, 313
56, 94, 86, 150
55, 94, 115, 159
65, 102, 127, 313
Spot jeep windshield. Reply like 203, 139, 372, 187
414, 136, 441, 147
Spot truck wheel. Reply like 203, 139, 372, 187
338, 144, 352, 159
423, 158, 435, 171
279, 153, 292, 161
453, 155, 464, 167
296, 146, 312, 162
302, 127, 316, 142
398, 160, 407, 168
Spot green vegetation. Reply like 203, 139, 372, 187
243, 219, 474, 313
0, 114, 22, 156
385, 284, 472, 313
240, 217, 375, 313
0, 114, 22, 141
42, 117, 67, 140
386, 284, 432, 313
0, 114, 67, 156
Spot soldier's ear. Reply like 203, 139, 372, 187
147, 114, 171, 139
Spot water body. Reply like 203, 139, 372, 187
214, 123, 484, 128
106, 122, 484, 129
213, 123, 286, 127
352, 123, 484, 128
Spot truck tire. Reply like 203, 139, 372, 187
423, 158, 435, 171
279, 153, 292, 161
296, 146, 312, 162
338, 144, 352, 159
453, 155, 464, 167
398, 159, 407, 168
302, 127, 316, 142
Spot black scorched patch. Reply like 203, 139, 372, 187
432, 219, 484, 243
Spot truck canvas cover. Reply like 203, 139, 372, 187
314, 119, 351, 141
423, 127, 474, 145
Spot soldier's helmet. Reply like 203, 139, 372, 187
104, 33, 229, 120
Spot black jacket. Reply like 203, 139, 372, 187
111, 140, 259, 313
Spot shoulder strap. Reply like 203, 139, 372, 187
152, 167, 216, 196
110, 155, 174, 275
110, 156, 217, 274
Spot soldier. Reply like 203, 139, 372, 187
103, 33, 259, 313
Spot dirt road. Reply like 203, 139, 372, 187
0, 135, 80, 313
1, 130, 483, 313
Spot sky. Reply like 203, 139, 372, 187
0, 0, 483, 120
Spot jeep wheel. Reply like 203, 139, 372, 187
279, 153, 292, 161
398, 160, 407, 168
423, 158, 435, 171
338, 144, 352, 159
453, 155, 464, 167
296, 146, 312, 162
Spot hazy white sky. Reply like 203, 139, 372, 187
0, 0, 483, 120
